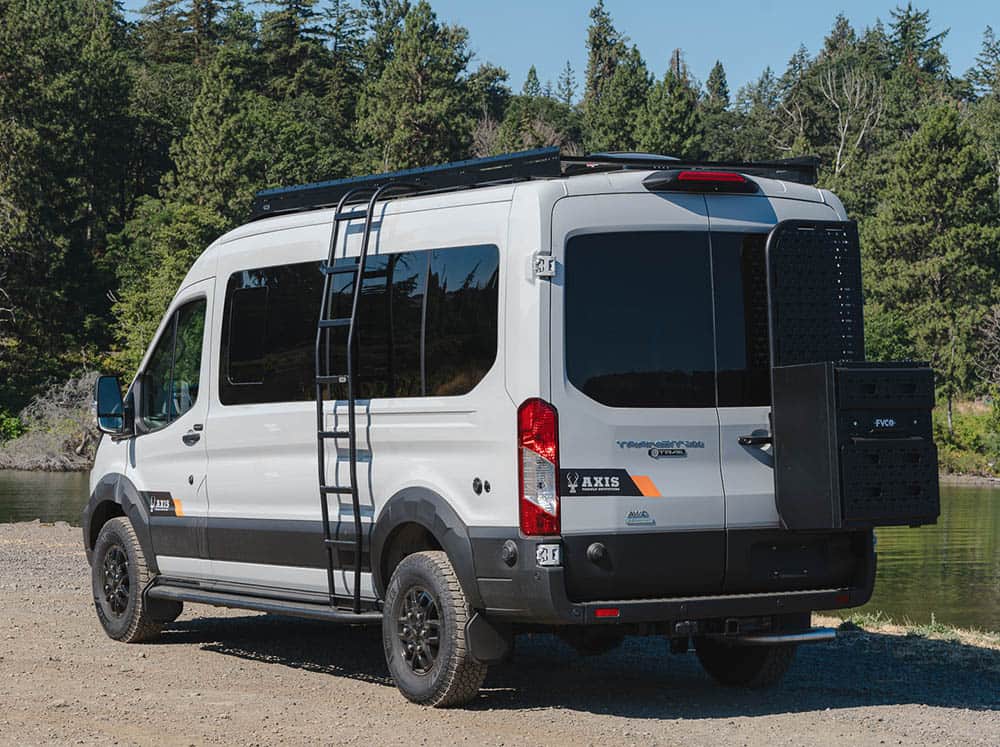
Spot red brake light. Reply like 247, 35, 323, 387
677, 170, 746, 184
594, 607, 620, 618
518, 398, 560, 536
642, 169, 758, 194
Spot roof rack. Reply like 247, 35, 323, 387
250, 146, 562, 220
249, 148, 821, 221
560, 153, 820, 185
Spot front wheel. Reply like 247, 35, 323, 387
91, 517, 162, 643
382, 551, 487, 707
693, 637, 797, 688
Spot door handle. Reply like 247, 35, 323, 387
738, 434, 772, 447
182, 431, 201, 446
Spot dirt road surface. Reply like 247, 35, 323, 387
1, 521, 997, 746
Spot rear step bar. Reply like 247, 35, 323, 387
147, 584, 382, 624
729, 627, 837, 646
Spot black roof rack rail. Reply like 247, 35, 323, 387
249, 149, 822, 221
250, 146, 562, 221
560, 153, 820, 185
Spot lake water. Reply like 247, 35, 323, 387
0, 471, 996, 631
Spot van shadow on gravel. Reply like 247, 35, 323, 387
158, 614, 1000, 717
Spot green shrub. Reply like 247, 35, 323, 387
0, 409, 24, 443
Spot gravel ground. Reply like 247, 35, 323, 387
1, 521, 998, 746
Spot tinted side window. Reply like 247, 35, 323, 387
328, 253, 425, 399
565, 232, 715, 408
141, 298, 207, 431
220, 263, 323, 405
222, 245, 499, 405
141, 316, 176, 431
424, 245, 499, 396
713, 233, 770, 406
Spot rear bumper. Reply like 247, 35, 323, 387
469, 530, 876, 626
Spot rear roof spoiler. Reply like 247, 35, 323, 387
560, 154, 820, 186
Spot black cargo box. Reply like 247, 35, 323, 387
771, 362, 939, 530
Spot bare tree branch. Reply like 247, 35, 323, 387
976, 305, 1000, 388
819, 66, 885, 175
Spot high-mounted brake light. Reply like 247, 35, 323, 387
642, 169, 758, 194
518, 398, 560, 536
677, 170, 747, 184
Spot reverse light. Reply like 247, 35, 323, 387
518, 398, 560, 536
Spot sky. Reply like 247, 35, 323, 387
122, 1, 997, 98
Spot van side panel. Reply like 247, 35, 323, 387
203, 199, 516, 599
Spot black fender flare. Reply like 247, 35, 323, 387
82, 472, 158, 575
370, 487, 482, 609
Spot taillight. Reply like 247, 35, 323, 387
518, 398, 560, 536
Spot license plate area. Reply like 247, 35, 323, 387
535, 543, 562, 567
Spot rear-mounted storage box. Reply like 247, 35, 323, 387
771, 362, 939, 530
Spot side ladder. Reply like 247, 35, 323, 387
314, 183, 417, 614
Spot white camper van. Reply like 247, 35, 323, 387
86, 149, 939, 707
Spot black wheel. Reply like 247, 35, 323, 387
382, 551, 487, 707
91, 517, 162, 643
694, 637, 797, 688
560, 628, 626, 657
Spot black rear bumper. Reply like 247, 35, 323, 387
469, 529, 876, 626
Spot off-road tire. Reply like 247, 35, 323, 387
382, 551, 487, 707
560, 629, 626, 657
91, 517, 162, 643
694, 637, 797, 688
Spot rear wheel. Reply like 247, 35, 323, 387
91, 517, 162, 643
382, 551, 487, 707
694, 637, 797, 688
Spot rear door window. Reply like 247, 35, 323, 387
564, 231, 715, 408
712, 232, 771, 406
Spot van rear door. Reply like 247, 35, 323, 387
549, 193, 726, 601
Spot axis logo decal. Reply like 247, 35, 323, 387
559, 469, 660, 497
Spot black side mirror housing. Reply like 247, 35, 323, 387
94, 375, 130, 436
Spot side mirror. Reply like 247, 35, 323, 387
94, 375, 128, 436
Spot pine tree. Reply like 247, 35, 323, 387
167, 43, 263, 221
705, 60, 729, 109
584, 44, 650, 152
968, 26, 1000, 97
522, 65, 542, 97
556, 61, 577, 105
634, 53, 700, 158
357, 1, 472, 170
583, 1, 625, 116
0, 0, 132, 407
259, 0, 330, 98
864, 106, 1000, 431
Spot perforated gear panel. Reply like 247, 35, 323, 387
765, 220, 864, 367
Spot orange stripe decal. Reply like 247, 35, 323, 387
173, 499, 185, 517
631, 475, 661, 497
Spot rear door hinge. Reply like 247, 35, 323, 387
532, 253, 556, 279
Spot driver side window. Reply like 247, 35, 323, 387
140, 298, 207, 432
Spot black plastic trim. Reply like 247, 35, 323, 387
370, 487, 481, 607
82, 473, 158, 573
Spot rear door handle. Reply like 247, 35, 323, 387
738, 434, 772, 447
182, 431, 201, 446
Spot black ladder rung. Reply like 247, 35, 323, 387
320, 485, 354, 495
324, 538, 357, 547
319, 318, 351, 329
318, 430, 351, 439
334, 209, 368, 221
316, 374, 349, 384
320, 262, 390, 279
